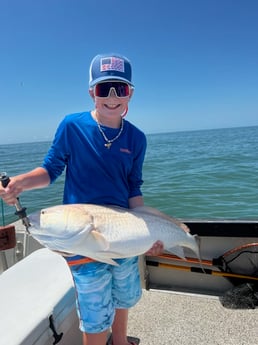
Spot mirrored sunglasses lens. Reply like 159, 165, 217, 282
115, 83, 130, 97
95, 82, 130, 97
95, 83, 110, 97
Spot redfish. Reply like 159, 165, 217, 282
29, 204, 199, 265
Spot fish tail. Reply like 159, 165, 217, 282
193, 235, 205, 273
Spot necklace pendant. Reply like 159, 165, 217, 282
105, 142, 112, 149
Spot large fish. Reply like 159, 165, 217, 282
28, 204, 200, 265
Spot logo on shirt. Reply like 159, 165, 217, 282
120, 148, 132, 154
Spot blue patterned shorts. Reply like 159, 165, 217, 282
66, 256, 142, 333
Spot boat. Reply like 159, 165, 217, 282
1, 217, 258, 344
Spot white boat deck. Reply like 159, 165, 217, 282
128, 289, 258, 345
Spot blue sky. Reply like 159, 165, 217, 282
1, 0, 257, 144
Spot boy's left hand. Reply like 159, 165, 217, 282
145, 240, 164, 256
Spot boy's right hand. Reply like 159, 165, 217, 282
0, 177, 22, 205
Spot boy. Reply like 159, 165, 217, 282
0, 53, 163, 345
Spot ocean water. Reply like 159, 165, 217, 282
1, 126, 258, 225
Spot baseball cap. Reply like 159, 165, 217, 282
89, 53, 133, 88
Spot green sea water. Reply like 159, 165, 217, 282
1, 126, 257, 225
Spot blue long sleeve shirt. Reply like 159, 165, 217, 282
42, 111, 147, 208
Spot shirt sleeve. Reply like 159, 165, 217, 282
41, 117, 69, 183
128, 131, 147, 198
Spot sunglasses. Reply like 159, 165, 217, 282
94, 82, 131, 98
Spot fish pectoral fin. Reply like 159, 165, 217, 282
91, 251, 124, 266
90, 255, 119, 266
167, 246, 185, 259
98, 250, 123, 259
99, 257, 119, 266
88, 230, 109, 251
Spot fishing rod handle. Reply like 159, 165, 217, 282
0, 173, 30, 231
0, 174, 10, 188
0, 174, 22, 210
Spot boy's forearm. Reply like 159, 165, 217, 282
0, 167, 50, 205
17, 167, 50, 191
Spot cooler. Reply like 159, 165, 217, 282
0, 248, 82, 345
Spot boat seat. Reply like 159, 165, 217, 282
0, 248, 82, 345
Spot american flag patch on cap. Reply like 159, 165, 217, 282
100, 57, 125, 72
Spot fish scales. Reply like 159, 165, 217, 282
28, 204, 200, 265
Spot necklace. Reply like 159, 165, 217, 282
95, 117, 124, 149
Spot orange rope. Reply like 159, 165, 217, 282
66, 257, 95, 266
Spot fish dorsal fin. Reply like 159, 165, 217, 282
132, 206, 189, 232
87, 230, 109, 251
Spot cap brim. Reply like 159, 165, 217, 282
89, 76, 134, 88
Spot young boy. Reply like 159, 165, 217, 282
0, 53, 163, 345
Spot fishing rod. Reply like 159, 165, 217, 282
0, 172, 31, 261
151, 245, 258, 282
0, 172, 30, 232
146, 259, 258, 282
0, 174, 17, 270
